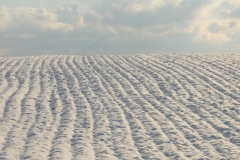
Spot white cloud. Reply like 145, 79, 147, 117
3, 7, 76, 32
191, 0, 240, 43
111, 0, 186, 13
0, 6, 12, 28
108, 26, 118, 35
112, 0, 165, 13
40, 22, 74, 32
75, 15, 86, 27
9, 8, 57, 23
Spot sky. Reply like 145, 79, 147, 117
0, 0, 240, 56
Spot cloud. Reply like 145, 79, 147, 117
40, 22, 74, 32
208, 22, 222, 33
0, 6, 12, 28
112, 0, 166, 13
9, 8, 57, 23
1, 0, 240, 56
3, 7, 76, 32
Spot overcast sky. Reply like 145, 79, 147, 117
0, 0, 240, 56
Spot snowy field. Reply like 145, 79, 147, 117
0, 54, 240, 160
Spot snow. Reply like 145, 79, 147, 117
0, 53, 240, 159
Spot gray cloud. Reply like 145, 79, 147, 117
208, 22, 222, 33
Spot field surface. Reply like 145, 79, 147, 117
0, 54, 240, 160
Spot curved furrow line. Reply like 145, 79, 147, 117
70, 55, 142, 160
0, 57, 31, 148
71, 56, 143, 160
0, 57, 38, 159
96, 55, 191, 159
213, 53, 239, 65
105, 55, 218, 159
0, 58, 16, 86
21, 56, 59, 159
67, 55, 119, 160
203, 55, 240, 88
0, 57, 9, 62
119, 55, 192, 100
112, 55, 226, 159
151, 55, 240, 133
140, 55, 240, 150
0, 58, 23, 119
125, 55, 240, 159
86, 56, 167, 160
47, 56, 75, 160
158, 54, 239, 98
152, 56, 240, 132
0, 57, 6, 65
213, 56, 240, 87
0, 58, 19, 91
198, 54, 240, 72
148, 55, 240, 151
146, 55, 240, 122
0, 56, 45, 159
172, 55, 240, 116
43, 56, 63, 148
144, 55, 240, 131
218, 55, 240, 71
138, 55, 214, 104
155, 55, 240, 104
83, 56, 168, 160
0, 57, 14, 73
181, 55, 240, 87
156, 56, 240, 148
124, 55, 193, 104
173, 55, 240, 101
140, 55, 195, 101
136, 55, 240, 151
200, 59, 240, 89
58, 56, 95, 160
